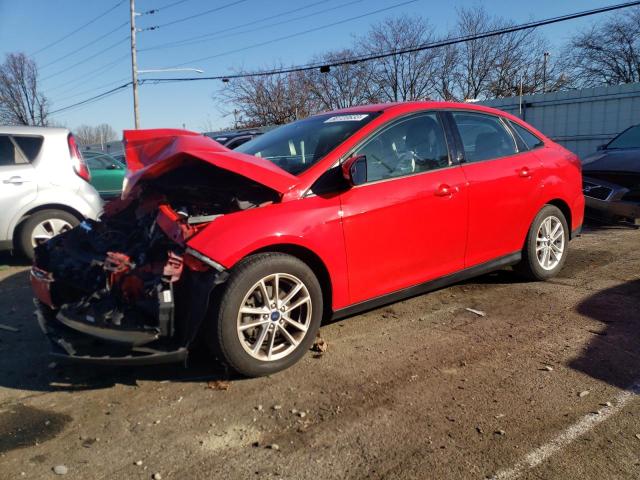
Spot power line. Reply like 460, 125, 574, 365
40, 22, 128, 70
139, 0, 248, 31
53, 77, 131, 104
151, 0, 640, 80
40, 37, 129, 82
141, 0, 191, 15
169, 0, 418, 68
32, 0, 126, 56
48, 0, 640, 116
139, 0, 345, 52
141, 0, 365, 53
49, 83, 132, 115
46, 54, 130, 94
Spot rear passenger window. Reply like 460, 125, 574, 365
13, 136, 43, 161
509, 121, 544, 150
452, 112, 517, 162
0, 135, 28, 166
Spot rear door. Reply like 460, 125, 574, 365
447, 111, 543, 267
339, 112, 468, 304
0, 134, 39, 241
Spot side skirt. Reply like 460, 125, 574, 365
331, 251, 522, 321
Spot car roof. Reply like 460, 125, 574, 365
322, 101, 515, 118
0, 125, 70, 135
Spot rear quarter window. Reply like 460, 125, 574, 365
509, 121, 544, 150
12, 136, 44, 162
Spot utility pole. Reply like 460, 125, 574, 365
542, 51, 550, 94
129, 0, 140, 129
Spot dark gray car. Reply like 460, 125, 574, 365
582, 124, 640, 223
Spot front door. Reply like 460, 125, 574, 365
339, 112, 468, 305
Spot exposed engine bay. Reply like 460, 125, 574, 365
32, 160, 279, 363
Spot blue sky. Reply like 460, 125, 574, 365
0, 0, 622, 133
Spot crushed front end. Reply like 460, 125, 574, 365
30, 129, 286, 365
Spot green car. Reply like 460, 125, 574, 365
84, 151, 126, 199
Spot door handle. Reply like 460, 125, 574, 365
435, 184, 456, 197
518, 167, 532, 178
2, 176, 29, 185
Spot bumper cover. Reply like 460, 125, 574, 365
35, 300, 188, 366
583, 175, 640, 220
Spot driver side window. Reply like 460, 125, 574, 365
353, 113, 449, 183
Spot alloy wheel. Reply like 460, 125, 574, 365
236, 273, 312, 361
535, 215, 565, 271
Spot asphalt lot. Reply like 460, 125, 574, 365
0, 224, 639, 480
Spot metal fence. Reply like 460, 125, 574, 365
480, 82, 640, 159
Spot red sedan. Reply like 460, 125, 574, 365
31, 102, 584, 377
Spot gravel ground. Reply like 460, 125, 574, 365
0, 224, 639, 480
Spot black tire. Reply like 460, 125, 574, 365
17, 209, 79, 260
209, 253, 323, 377
514, 205, 569, 281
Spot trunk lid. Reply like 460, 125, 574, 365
122, 129, 298, 197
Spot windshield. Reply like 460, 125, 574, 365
608, 125, 640, 149
235, 112, 380, 175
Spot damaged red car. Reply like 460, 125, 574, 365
31, 102, 584, 377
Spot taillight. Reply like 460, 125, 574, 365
68, 134, 91, 182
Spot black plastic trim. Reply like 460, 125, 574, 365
332, 251, 522, 321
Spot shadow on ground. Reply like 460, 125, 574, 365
570, 279, 640, 389
0, 268, 234, 395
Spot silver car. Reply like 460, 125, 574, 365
0, 126, 103, 259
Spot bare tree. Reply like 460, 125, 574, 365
356, 15, 439, 102
74, 123, 117, 145
304, 49, 380, 110
217, 69, 317, 127
0, 53, 49, 126
565, 7, 640, 87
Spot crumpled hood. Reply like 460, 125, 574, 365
122, 129, 298, 197
582, 149, 640, 173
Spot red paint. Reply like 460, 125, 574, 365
127, 102, 584, 312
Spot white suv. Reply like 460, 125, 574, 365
0, 126, 103, 259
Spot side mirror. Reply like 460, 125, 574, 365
342, 155, 367, 186
107, 163, 119, 170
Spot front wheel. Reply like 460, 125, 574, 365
210, 253, 323, 377
514, 205, 569, 281
17, 209, 79, 260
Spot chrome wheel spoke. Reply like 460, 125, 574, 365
278, 324, 299, 347
239, 319, 270, 331
267, 326, 277, 360
252, 324, 270, 354
280, 282, 303, 307
287, 295, 311, 313
240, 306, 269, 316
283, 314, 308, 332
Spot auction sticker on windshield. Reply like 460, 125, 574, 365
324, 114, 369, 123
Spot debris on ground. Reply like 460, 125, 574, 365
600, 402, 613, 408
272, 404, 282, 410
152, 473, 162, 480
635, 434, 640, 441
207, 380, 230, 391
311, 334, 328, 354
52, 465, 68, 475
0, 323, 19, 332
465, 308, 486, 317
494, 430, 506, 436
541, 365, 554, 372
134, 460, 143, 466
267, 443, 280, 450
255, 405, 263, 411
578, 390, 590, 398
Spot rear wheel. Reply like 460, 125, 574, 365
17, 209, 79, 260
210, 253, 323, 377
515, 205, 569, 280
